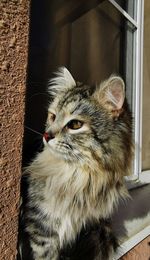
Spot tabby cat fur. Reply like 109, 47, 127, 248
20, 67, 133, 260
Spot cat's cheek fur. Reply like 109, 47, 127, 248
47, 138, 56, 148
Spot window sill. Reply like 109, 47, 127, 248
114, 226, 149, 259
112, 170, 150, 259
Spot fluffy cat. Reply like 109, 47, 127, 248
20, 67, 133, 260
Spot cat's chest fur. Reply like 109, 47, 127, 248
27, 148, 122, 248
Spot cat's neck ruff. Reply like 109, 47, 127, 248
27, 146, 128, 208
28, 147, 80, 177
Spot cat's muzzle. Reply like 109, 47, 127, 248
43, 132, 55, 142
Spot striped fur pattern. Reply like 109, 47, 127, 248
22, 67, 133, 259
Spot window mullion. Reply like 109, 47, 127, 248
108, 0, 137, 28
134, 0, 144, 176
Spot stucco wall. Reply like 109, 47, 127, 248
0, 0, 29, 259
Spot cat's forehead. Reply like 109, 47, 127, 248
49, 84, 94, 115
49, 93, 83, 115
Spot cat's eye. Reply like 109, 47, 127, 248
66, 120, 83, 130
48, 112, 56, 123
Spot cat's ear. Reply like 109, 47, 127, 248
48, 67, 76, 96
93, 76, 125, 113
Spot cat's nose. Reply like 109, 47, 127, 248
43, 132, 55, 142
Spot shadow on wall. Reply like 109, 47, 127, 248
23, 0, 55, 165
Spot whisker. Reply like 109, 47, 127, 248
24, 126, 43, 136
72, 152, 84, 163
58, 142, 73, 150
57, 142, 83, 162
27, 92, 49, 101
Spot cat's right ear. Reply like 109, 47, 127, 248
93, 76, 125, 115
48, 67, 76, 97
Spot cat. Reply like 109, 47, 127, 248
20, 67, 133, 260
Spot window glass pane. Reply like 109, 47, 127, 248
70, 1, 135, 110
70, 1, 123, 84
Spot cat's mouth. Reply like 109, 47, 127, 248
44, 136, 69, 153
44, 137, 83, 163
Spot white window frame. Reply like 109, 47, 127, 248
108, 0, 144, 179
106, 4, 150, 257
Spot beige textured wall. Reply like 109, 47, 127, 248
142, 0, 150, 170
0, 0, 29, 259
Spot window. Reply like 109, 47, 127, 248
53, 0, 145, 179
25, 0, 145, 180
23, 2, 149, 258
109, 0, 144, 179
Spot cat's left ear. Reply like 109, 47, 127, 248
48, 67, 76, 96
94, 76, 125, 114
